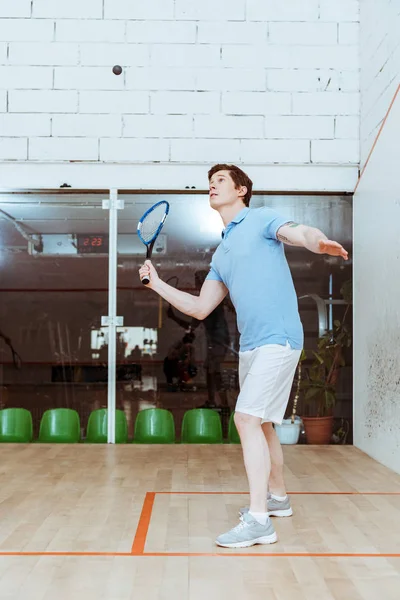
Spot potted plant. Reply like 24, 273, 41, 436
301, 282, 352, 444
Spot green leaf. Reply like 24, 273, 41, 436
312, 352, 324, 365
325, 391, 336, 408
305, 387, 321, 400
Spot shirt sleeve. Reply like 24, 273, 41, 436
206, 264, 223, 283
261, 207, 291, 240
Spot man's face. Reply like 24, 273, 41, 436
208, 170, 246, 209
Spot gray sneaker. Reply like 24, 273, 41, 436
239, 495, 293, 518
215, 512, 278, 548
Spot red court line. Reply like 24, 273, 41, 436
131, 491, 155, 555
354, 83, 400, 194
0, 552, 132, 557
142, 552, 400, 558
0, 551, 398, 558
155, 491, 400, 495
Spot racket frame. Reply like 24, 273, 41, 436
137, 200, 170, 284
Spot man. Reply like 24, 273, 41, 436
139, 164, 348, 549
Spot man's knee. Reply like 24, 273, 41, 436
262, 421, 274, 435
234, 411, 261, 431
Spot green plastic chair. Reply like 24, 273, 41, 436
228, 412, 241, 444
86, 409, 128, 443
133, 408, 175, 444
0, 408, 33, 443
38, 408, 80, 443
181, 408, 223, 444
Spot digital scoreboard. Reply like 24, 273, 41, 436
76, 234, 109, 254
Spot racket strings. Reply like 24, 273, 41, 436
139, 204, 166, 243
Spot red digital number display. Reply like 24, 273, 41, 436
77, 235, 108, 253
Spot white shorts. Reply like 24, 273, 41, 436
236, 342, 301, 425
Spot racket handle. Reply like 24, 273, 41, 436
141, 273, 150, 285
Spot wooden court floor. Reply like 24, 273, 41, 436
0, 444, 399, 600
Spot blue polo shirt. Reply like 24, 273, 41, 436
206, 206, 303, 352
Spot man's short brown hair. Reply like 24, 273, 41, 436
208, 164, 253, 207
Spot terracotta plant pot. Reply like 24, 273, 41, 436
302, 415, 334, 445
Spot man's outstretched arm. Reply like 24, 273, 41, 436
138, 260, 228, 319
277, 222, 348, 260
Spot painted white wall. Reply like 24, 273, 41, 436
354, 0, 400, 473
0, 0, 360, 190
353, 86, 400, 473
360, 0, 400, 166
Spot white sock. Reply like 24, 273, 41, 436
271, 493, 287, 502
249, 511, 269, 525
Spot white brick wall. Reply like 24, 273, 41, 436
293, 92, 359, 116
52, 114, 122, 137
0, 19, 54, 42
360, 0, 400, 166
269, 23, 338, 46
0, 90, 7, 112
80, 44, 149, 67
33, 0, 103, 19
56, 21, 125, 43
55, 68, 125, 90
198, 22, 266, 44
104, 0, 174, 21
0, 0, 31, 18
170, 139, 241, 162
241, 140, 310, 163
265, 116, 334, 139
339, 23, 359, 45
80, 91, 149, 114
9, 91, 78, 113
247, 0, 320, 22
222, 92, 291, 115
99, 138, 169, 162
335, 116, 359, 139
123, 115, 193, 138
319, 0, 359, 22
150, 45, 220, 68
29, 138, 98, 160
0, 138, 27, 159
196, 69, 265, 92
0, 67, 53, 89
0, 0, 360, 176
311, 139, 360, 163
151, 92, 219, 115
126, 22, 196, 44
194, 115, 264, 138
126, 68, 196, 91
0, 42, 6, 63
0, 114, 51, 136
9, 43, 79, 66
175, 0, 246, 21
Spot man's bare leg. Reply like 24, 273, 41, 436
262, 422, 287, 497
235, 412, 270, 515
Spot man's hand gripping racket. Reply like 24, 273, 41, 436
137, 200, 169, 286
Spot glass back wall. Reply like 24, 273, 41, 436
0, 191, 352, 442
117, 193, 353, 440
0, 194, 109, 437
